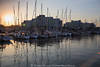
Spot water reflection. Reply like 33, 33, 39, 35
0, 35, 100, 67
0, 41, 12, 51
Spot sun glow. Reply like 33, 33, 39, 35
4, 14, 14, 26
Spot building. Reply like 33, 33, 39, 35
64, 20, 96, 32
22, 15, 62, 32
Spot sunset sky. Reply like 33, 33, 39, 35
0, 0, 100, 26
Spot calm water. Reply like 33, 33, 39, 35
0, 35, 100, 67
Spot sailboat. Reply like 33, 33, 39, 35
30, 0, 39, 39
0, 34, 12, 42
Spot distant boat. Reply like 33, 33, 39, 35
14, 32, 30, 40
30, 34, 39, 39
23, 35, 30, 40
39, 34, 49, 39
61, 32, 72, 37
0, 35, 12, 42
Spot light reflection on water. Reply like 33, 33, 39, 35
0, 35, 100, 67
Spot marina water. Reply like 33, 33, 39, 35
0, 35, 100, 67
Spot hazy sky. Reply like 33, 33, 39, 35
0, 0, 100, 25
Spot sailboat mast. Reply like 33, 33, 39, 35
61, 9, 64, 23
56, 9, 59, 18
65, 8, 67, 22
13, 6, 16, 25
21, 13, 23, 23
18, 0, 20, 25
47, 8, 49, 17
41, 3, 43, 15
35, 0, 37, 18
69, 9, 71, 22
26, 1, 28, 20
